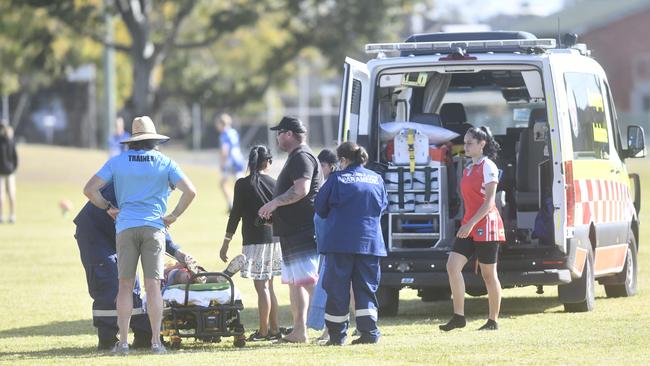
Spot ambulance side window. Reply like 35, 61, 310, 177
349, 79, 362, 141
603, 82, 624, 155
564, 72, 610, 160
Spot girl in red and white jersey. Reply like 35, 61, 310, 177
440, 127, 505, 332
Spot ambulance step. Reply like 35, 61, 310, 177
391, 233, 440, 239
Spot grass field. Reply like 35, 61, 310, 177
1, 144, 650, 365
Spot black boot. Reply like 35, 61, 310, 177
97, 336, 118, 351
439, 314, 466, 332
131, 332, 153, 349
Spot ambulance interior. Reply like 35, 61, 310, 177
375, 67, 553, 248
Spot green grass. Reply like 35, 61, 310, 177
1, 144, 650, 365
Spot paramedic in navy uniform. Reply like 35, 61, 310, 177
315, 142, 388, 345
440, 127, 505, 332
74, 182, 196, 350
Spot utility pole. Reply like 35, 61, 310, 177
103, 0, 116, 151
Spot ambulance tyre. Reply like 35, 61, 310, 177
561, 247, 595, 313
465, 287, 488, 297
604, 234, 637, 298
377, 286, 399, 317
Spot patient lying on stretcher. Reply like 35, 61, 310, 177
164, 254, 247, 286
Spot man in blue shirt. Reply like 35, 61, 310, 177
315, 142, 387, 346
74, 182, 195, 350
84, 116, 197, 355
215, 113, 245, 211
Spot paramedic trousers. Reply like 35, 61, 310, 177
75, 228, 150, 341
322, 253, 381, 343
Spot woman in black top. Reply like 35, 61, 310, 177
0, 124, 17, 224
220, 145, 282, 341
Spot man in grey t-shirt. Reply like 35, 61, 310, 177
259, 116, 322, 343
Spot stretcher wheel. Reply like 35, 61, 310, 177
233, 336, 246, 348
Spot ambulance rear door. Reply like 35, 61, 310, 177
338, 57, 370, 148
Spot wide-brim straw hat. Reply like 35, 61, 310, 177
120, 116, 170, 144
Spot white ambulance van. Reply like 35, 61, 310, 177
337, 31, 645, 314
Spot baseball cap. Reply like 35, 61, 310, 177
269, 116, 307, 134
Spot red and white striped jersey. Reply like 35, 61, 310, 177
461, 156, 506, 242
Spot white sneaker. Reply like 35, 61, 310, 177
110, 341, 129, 356
151, 343, 167, 354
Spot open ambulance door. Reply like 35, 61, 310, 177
338, 58, 370, 148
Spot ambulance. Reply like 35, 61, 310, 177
337, 31, 645, 314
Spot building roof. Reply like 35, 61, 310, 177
491, 0, 650, 37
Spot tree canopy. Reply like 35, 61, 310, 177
3, 0, 410, 120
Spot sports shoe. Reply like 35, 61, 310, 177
110, 341, 129, 356
266, 332, 282, 341
151, 343, 167, 354
247, 330, 269, 342
439, 314, 466, 332
224, 254, 247, 276
478, 319, 498, 331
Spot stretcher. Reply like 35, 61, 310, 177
161, 272, 246, 349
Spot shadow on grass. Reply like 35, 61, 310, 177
381, 295, 563, 326
0, 319, 94, 339
0, 346, 99, 360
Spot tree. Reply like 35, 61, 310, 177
9, 0, 410, 118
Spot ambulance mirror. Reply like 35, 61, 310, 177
627, 125, 646, 158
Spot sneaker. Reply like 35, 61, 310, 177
478, 319, 498, 331
224, 254, 247, 276
151, 343, 167, 354
247, 330, 269, 342
279, 326, 293, 335
351, 329, 360, 337
8, 215, 15, 223
110, 341, 129, 356
266, 332, 282, 341
439, 314, 466, 332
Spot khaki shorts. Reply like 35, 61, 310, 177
116, 226, 165, 279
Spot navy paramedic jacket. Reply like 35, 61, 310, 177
315, 164, 387, 256
74, 182, 179, 258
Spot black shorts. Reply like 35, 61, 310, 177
451, 237, 500, 264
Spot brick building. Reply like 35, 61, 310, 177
491, 0, 650, 118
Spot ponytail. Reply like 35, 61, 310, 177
247, 145, 272, 175
467, 126, 500, 160
336, 141, 368, 166
247, 145, 273, 203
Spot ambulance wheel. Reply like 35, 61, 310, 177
465, 287, 488, 297
562, 247, 595, 313
604, 235, 637, 298
377, 286, 399, 317
233, 336, 246, 348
